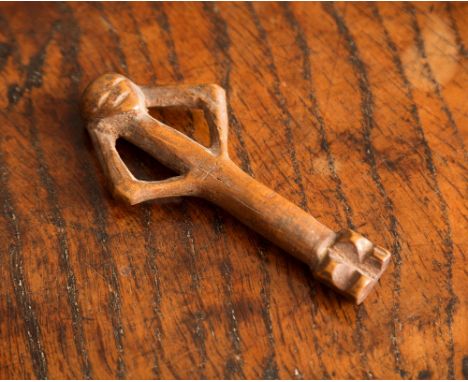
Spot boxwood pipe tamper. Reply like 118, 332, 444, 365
81, 73, 391, 304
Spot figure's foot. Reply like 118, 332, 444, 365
312, 230, 391, 304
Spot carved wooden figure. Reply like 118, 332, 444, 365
81, 73, 391, 304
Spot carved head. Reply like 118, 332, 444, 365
80, 73, 146, 121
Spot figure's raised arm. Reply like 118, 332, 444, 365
141, 84, 229, 157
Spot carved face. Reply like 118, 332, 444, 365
80, 73, 146, 121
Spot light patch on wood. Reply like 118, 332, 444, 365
402, 15, 459, 91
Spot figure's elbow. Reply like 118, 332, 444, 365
112, 180, 141, 205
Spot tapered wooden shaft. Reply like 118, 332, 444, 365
200, 158, 335, 267
81, 73, 391, 304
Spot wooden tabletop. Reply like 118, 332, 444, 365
0, 2, 466, 379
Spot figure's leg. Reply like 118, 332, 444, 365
90, 125, 199, 205
141, 84, 229, 157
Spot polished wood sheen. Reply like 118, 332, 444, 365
0, 2, 466, 379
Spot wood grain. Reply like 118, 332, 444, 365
0, 2, 466, 379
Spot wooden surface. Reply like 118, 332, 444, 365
0, 2, 466, 379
